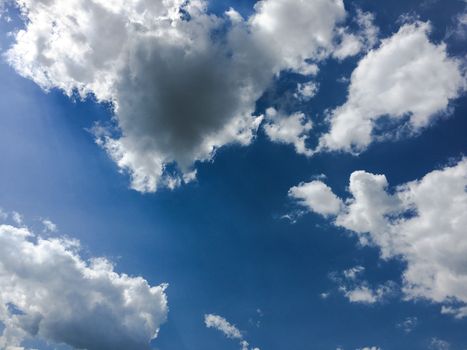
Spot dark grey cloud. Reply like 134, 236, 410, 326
6, 0, 349, 192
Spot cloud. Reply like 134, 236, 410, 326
288, 180, 343, 216
204, 314, 242, 339
441, 304, 467, 318
250, 0, 346, 71
263, 108, 313, 156
0, 208, 7, 221
330, 266, 396, 304
320, 21, 464, 153
290, 157, 467, 317
0, 222, 168, 350
446, 2, 467, 40
41, 219, 57, 233
294, 81, 319, 101
357, 347, 381, 350
6, 0, 349, 192
455, 11, 467, 38
343, 265, 365, 280
429, 338, 450, 350
396, 316, 418, 333
333, 9, 379, 60
11, 212, 22, 225
340, 282, 395, 304
204, 314, 260, 350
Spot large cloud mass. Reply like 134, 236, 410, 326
4, 2, 465, 186
290, 158, 467, 317
5, 0, 348, 192
0, 223, 168, 350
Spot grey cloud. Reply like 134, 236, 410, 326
6, 0, 348, 192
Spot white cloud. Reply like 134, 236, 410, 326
441, 305, 467, 319
335, 171, 399, 237
263, 108, 313, 156
294, 81, 319, 101
331, 266, 396, 304
250, 0, 346, 71
320, 22, 464, 153
41, 219, 57, 233
205, 314, 260, 350
6, 0, 348, 192
357, 347, 381, 350
205, 314, 242, 339
355, 10, 379, 48
288, 180, 343, 217
342, 285, 378, 303
340, 282, 395, 304
455, 11, 467, 38
0, 208, 7, 221
429, 338, 450, 350
333, 9, 379, 60
0, 222, 168, 350
396, 316, 418, 333
290, 157, 467, 317
343, 266, 365, 280
11, 212, 22, 225
333, 31, 363, 60
447, 3, 467, 40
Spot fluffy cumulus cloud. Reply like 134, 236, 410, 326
333, 9, 379, 60
290, 158, 467, 317
329, 266, 396, 304
205, 314, 260, 350
5, 0, 351, 192
319, 21, 464, 153
0, 223, 168, 350
289, 180, 342, 216
3, 1, 465, 184
250, 0, 346, 71
263, 107, 313, 156
341, 282, 395, 304
294, 81, 319, 101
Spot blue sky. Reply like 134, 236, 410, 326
0, 1, 466, 350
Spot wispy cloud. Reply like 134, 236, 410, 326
205, 314, 260, 350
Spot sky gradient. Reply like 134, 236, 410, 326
0, 1, 466, 350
